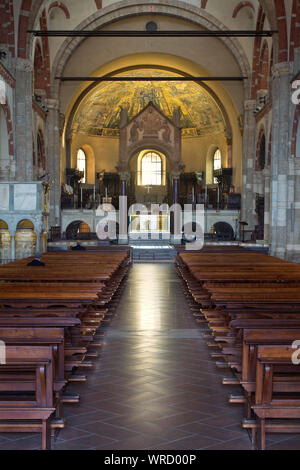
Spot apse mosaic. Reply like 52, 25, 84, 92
72, 69, 225, 137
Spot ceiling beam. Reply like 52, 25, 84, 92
29, 30, 277, 38
57, 76, 247, 82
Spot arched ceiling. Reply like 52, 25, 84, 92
72, 69, 226, 138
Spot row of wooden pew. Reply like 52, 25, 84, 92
0, 249, 131, 449
176, 248, 300, 450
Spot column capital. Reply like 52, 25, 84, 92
263, 167, 271, 177
272, 62, 293, 79
119, 171, 130, 182
244, 99, 257, 111
45, 98, 60, 111
14, 58, 32, 73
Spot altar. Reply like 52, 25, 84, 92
129, 214, 170, 234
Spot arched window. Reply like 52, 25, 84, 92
77, 149, 86, 183
141, 152, 162, 186
213, 149, 222, 183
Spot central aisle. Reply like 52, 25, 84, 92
59, 264, 252, 450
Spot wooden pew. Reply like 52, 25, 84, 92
0, 345, 56, 450
253, 345, 300, 450
0, 250, 131, 449
176, 249, 300, 450
0, 328, 66, 420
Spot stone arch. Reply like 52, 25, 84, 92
51, 0, 251, 101
64, 62, 234, 167
15, 219, 36, 259
65, 220, 91, 239
0, 220, 9, 230
0, 219, 11, 265
136, 148, 167, 186
212, 221, 235, 241
128, 140, 173, 168
208, 218, 236, 237
13, 217, 41, 238
73, 144, 95, 185
48, 2, 70, 19
258, 1, 280, 62
18, 0, 45, 59
232, 2, 255, 19
128, 140, 174, 191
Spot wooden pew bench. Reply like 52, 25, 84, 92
0, 345, 56, 450
0, 328, 66, 421
252, 345, 300, 450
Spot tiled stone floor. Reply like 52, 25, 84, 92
1, 263, 299, 450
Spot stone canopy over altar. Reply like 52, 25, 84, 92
61, 93, 240, 243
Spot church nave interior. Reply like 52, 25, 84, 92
0, 0, 300, 453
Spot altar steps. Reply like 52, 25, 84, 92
130, 241, 177, 262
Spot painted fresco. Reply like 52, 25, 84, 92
72, 69, 225, 137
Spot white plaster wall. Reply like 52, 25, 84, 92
46, 0, 260, 71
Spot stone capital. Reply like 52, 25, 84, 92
244, 100, 257, 111
119, 171, 130, 183
45, 98, 60, 111
262, 167, 271, 178
14, 58, 32, 73
272, 62, 293, 79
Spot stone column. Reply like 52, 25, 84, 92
263, 168, 271, 244
270, 62, 292, 259
14, 58, 34, 181
10, 233, 15, 262
121, 179, 126, 197
241, 100, 257, 229
46, 98, 61, 227
173, 178, 179, 205
119, 173, 129, 244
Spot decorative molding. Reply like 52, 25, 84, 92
48, 2, 70, 19
232, 1, 255, 19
